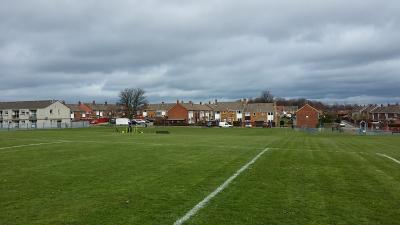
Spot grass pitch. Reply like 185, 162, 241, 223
1, 127, 400, 225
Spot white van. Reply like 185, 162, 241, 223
219, 122, 233, 128
116, 118, 130, 125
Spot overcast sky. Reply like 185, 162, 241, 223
1, 0, 400, 104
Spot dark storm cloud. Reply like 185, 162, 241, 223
1, 0, 400, 104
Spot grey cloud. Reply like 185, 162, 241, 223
1, 0, 400, 104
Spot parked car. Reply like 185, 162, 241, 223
132, 119, 146, 125
206, 120, 217, 127
219, 122, 233, 128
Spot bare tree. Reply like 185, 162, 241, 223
250, 90, 275, 103
260, 90, 274, 103
119, 88, 147, 118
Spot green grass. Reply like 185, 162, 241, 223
1, 127, 400, 225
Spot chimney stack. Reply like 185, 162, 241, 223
162, 101, 165, 104
92, 100, 96, 105
189, 100, 193, 105
215, 99, 217, 104
78, 101, 81, 105
200, 102, 202, 105
176, 100, 179, 104
208, 101, 211, 104
104, 101, 107, 105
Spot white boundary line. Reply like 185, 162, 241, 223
173, 148, 269, 225
268, 147, 375, 155
0, 141, 69, 152
376, 153, 400, 165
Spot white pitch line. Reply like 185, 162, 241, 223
376, 153, 400, 165
173, 148, 269, 225
268, 147, 368, 154
0, 141, 69, 151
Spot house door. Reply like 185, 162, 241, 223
57, 120, 62, 128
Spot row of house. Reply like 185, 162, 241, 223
141, 100, 304, 127
351, 104, 400, 129
1, 99, 322, 129
0, 100, 127, 129
66, 101, 126, 122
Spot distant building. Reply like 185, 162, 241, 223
66, 104, 85, 121
351, 104, 379, 122
141, 102, 176, 119
67, 101, 125, 122
244, 103, 276, 127
276, 105, 298, 119
295, 104, 320, 128
206, 100, 246, 124
0, 100, 70, 129
167, 101, 213, 125
371, 104, 400, 122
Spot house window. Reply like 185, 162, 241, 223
50, 109, 53, 114
253, 113, 256, 116
5, 111, 8, 115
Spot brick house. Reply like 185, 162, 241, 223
244, 103, 276, 127
167, 101, 213, 125
276, 106, 298, 119
276, 105, 298, 127
351, 104, 380, 122
295, 104, 320, 128
66, 104, 85, 121
68, 101, 125, 121
142, 102, 175, 119
85, 101, 109, 118
206, 100, 246, 125
167, 102, 189, 125
371, 104, 400, 130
